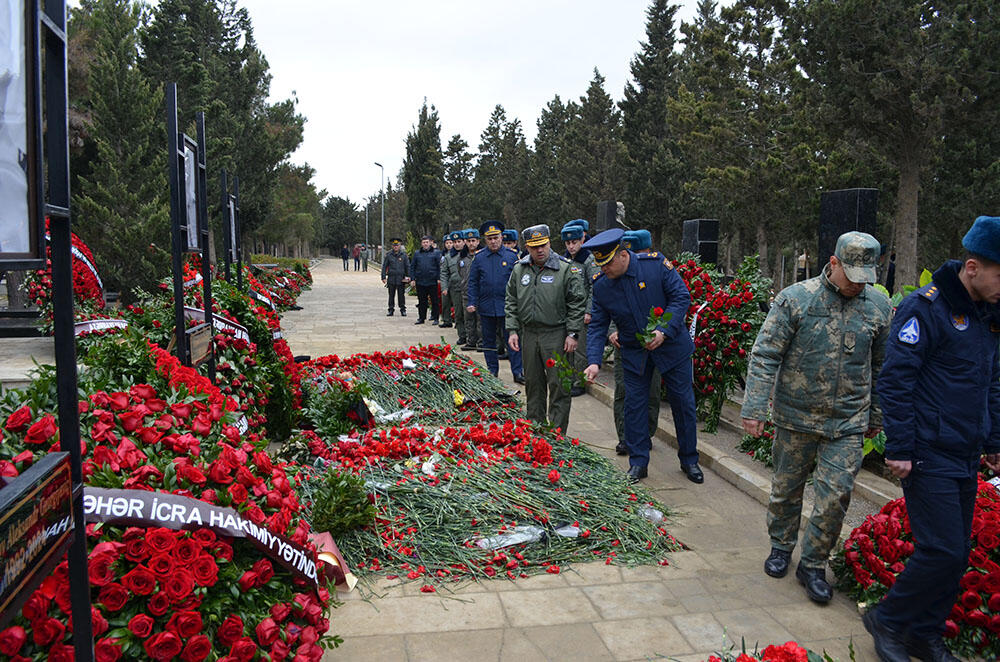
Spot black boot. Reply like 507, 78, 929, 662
615, 442, 628, 456
906, 635, 960, 662
862, 610, 910, 662
626, 465, 647, 484
763, 548, 791, 578
795, 563, 833, 604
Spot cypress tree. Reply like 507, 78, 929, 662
402, 100, 444, 237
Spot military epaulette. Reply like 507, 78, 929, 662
559, 255, 572, 263
917, 283, 939, 302
592, 272, 603, 282
637, 252, 659, 259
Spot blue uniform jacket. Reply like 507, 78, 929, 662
410, 248, 442, 287
586, 251, 694, 373
467, 246, 518, 317
878, 260, 1000, 477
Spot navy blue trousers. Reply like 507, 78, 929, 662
480, 315, 522, 378
623, 355, 698, 469
875, 471, 976, 639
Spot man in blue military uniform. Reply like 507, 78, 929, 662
410, 235, 442, 325
467, 221, 523, 381
582, 228, 702, 484
864, 216, 1000, 662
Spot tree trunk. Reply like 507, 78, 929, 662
756, 224, 769, 278
892, 141, 922, 290
5, 270, 30, 309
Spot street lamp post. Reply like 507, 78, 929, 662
374, 161, 384, 262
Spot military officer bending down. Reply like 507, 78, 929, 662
582, 228, 701, 485
742, 231, 891, 605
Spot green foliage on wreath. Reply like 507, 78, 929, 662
302, 380, 371, 442
300, 466, 376, 538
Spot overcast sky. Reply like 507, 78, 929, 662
237, 1, 708, 207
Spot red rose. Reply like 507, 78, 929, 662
163, 568, 196, 603
91, 606, 109, 636
180, 634, 212, 662
147, 553, 174, 578
213, 541, 234, 562
192, 554, 219, 586
166, 610, 203, 638
97, 582, 128, 612
230, 637, 257, 662
124, 536, 149, 562
130, 384, 157, 400
143, 631, 184, 661
148, 591, 171, 616
255, 617, 280, 646
4, 405, 32, 432
128, 613, 154, 638
88, 552, 117, 587
228, 483, 249, 504
944, 620, 960, 638
108, 392, 129, 411
121, 565, 157, 595
217, 614, 245, 647
652, 306, 664, 316
961, 590, 982, 610
0, 460, 17, 478
94, 637, 123, 662
270, 638, 291, 661
47, 643, 75, 662
0, 626, 26, 656
238, 570, 259, 592
170, 402, 194, 419
146, 529, 177, 555
965, 609, 988, 627
32, 617, 65, 647
270, 602, 292, 623
252, 559, 274, 584
174, 538, 202, 565
545, 358, 556, 368
989, 593, 1000, 612
208, 461, 235, 485
24, 414, 58, 444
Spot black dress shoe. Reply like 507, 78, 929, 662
862, 610, 910, 662
431, 320, 439, 326
795, 564, 833, 604
615, 442, 628, 456
763, 548, 791, 577
414, 319, 425, 325
387, 311, 394, 316
906, 635, 960, 662
440, 322, 453, 328
497, 351, 508, 360
401, 311, 407, 316
570, 385, 586, 397
513, 374, 525, 384
461, 343, 477, 351
681, 463, 704, 484
457, 338, 467, 346
626, 465, 647, 484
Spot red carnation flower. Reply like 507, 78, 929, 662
548, 469, 560, 483
545, 358, 556, 368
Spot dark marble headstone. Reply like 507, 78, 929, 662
596, 200, 626, 231
818, 189, 878, 269
682, 219, 719, 264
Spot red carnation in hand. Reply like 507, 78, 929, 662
545, 358, 556, 368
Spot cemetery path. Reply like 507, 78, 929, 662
282, 259, 880, 662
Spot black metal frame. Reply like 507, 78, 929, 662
31, 0, 93, 658
220, 169, 242, 287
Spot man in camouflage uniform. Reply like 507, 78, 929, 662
439, 232, 464, 337
741, 231, 892, 604
561, 220, 600, 397
458, 229, 481, 350
507, 224, 587, 433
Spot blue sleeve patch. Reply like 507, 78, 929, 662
898, 317, 920, 344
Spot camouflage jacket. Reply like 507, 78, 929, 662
741, 265, 892, 437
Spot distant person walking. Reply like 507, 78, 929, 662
341, 244, 350, 271
353, 244, 362, 271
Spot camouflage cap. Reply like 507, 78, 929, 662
834, 231, 880, 284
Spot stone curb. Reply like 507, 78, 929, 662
586, 378, 901, 509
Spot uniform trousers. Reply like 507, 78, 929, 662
571, 325, 590, 388
614, 344, 660, 443
440, 286, 453, 325
623, 354, 697, 469
768, 427, 863, 568
875, 472, 976, 639
521, 325, 571, 433
415, 284, 440, 321
480, 315, 521, 378
445, 286, 465, 337
387, 283, 406, 313
461, 289, 480, 345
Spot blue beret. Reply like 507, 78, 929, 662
502, 229, 518, 241
566, 218, 589, 233
464, 228, 480, 239
560, 223, 584, 241
963, 216, 1000, 264
450, 231, 463, 241
634, 229, 652, 250
621, 231, 638, 250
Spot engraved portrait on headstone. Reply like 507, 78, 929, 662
183, 142, 198, 250
0, 3, 30, 256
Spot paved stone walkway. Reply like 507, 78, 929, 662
284, 260, 880, 662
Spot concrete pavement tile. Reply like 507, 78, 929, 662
521, 623, 615, 662
659, 551, 714, 578
697, 548, 772, 575
333, 593, 505, 635
405, 629, 506, 662
671, 612, 727, 651
678, 594, 726, 612
320, 634, 406, 662
766, 604, 868, 642
658, 578, 706, 598
593, 616, 692, 661
515, 572, 570, 589
712, 608, 797, 652
799, 636, 875, 662
439, 577, 521, 594
499, 587, 601, 626
496, 628, 550, 662
581, 582, 685, 620
564, 562, 623, 586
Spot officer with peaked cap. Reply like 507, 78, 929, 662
582, 228, 701, 484
864, 217, 1000, 661
458, 229, 481, 349
507, 224, 587, 431
742, 231, 892, 605
561, 221, 600, 396
468, 221, 522, 379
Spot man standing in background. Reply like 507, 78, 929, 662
459, 228, 481, 350
381, 238, 409, 317
410, 235, 441, 325
468, 221, 521, 379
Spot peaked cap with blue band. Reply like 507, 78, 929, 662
582, 227, 625, 267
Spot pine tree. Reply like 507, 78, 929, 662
620, 0, 685, 241
441, 134, 475, 230
73, 0, 170, 303
533, 95, 573, 223
402, 99, 444, 237
558, 70, 627, 222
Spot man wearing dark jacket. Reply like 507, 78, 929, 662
380, 238, 409, 316
410, 235, 441, 325
864, 216, 1000, 662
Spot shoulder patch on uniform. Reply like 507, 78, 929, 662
663, 258, 672, 269
569, 265, 582, 273
898, 317, 920, 344
951, 313, 969, 331
918, 283, 939, 301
